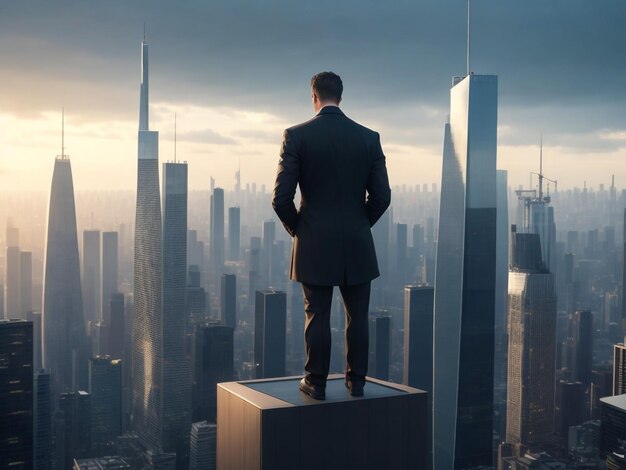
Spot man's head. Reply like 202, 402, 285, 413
311, 71, 343, 113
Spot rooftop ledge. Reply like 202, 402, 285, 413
217, 374, 428, 470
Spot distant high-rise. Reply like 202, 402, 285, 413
614, 344, 626, 395
6, 245, 20, 318
108, 293, 125, 361
369, 313, 391, 381
433, 73, 498, 469
622, 208, 626, 332
43, 147, 87, 393
404, 286, 434, 392
574, 310, 594, 386
89, 357, 122, 455
220, 273, 236, 329
228, 207, 240, 261
261, 221, 275, 287
58, 390, 92, 467
254, 289, 286, 379
34, 370, 52, 470
555, 380, 586, 447
101, 231, 118, 323
189, 421, 216, 470
600, 394, 626, 462
192, 323, 233, 422
0, 319, 33, 468
19, 251, 32, 318
83, 230, 101, 325
187, 265, 208, 325
131, 36, 163, 451
506, 230, 556, 449
210, 188, 225, 278
161, 161, 191, 453
396, 223, 408, 287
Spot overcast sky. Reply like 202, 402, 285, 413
1, 0, 625, 191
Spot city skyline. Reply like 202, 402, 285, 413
1, 1, 626, 192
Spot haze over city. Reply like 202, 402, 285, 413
2, 1, 626, 469
1, 0, 626, 192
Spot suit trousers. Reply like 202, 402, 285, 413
301, 281, 371, 387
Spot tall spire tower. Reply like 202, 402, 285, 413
132, 32, 164, 451
433, 4, 498, 467
43, 110, 87, 393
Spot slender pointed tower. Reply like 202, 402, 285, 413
42, 111, 87, 394
433, 2, 498, 467
131, 35, 164, 450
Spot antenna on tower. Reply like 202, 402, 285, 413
539, 133, 543, 200
58, 107, 68, 160
467, 0, 471, 76
174, 113, 177, 163
143, 23, 146, 42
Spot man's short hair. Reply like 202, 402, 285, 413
311, 72, 343, 103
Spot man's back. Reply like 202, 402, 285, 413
273, 105, 390, 286
272, 71, 390, 400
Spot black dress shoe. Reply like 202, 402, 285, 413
299, 377, 326, 400
345, 379, 365, 397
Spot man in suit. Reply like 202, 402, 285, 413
272, 71, 391, 400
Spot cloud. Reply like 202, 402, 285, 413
168, 129, 237, 145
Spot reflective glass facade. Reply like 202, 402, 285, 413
132, 40, 163, 450
433, 74, 498, 469
43, 157, 87, 393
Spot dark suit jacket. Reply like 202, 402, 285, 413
272, 106, 391, 286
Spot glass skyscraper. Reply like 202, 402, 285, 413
162, 161, 191, 453
433, 74, 498, 469
131, 36, 163, 451
506, 230, 556, 449
43, 153, 87, 393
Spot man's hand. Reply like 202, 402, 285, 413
272, 129, 300, 237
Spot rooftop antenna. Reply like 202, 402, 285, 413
467, 0, 471, 76
174, 113, 177, 163
58, 107, 68, 160
538, 133, 543, 200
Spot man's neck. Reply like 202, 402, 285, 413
319, 102, 340, 112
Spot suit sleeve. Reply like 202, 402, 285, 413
272, 129, 300, 237
365, 133, 391, 227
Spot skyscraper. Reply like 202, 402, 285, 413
108, 293, 125, 361
19, 251, 32, 318
34, 370, 52, 470
89, 357, 122, 455
58, 390, 92, 467
162, 161, 191, 453
433, 73, 498, 469
261, 220, 275, 288
369, 312, 391, 381
254, 289, 286, 379
43, 144, 87, 393
101, 231, 119, 323
0, 319, 33, 468
192, 323, 233, 422
404, 286, 434, 393
83, 230, 101, 326
189, 421, 217, 470
228, 207, 240, 261
210, 188, 225, 279
6, 244, 20, 318
220, 273, 236, 330
574, 310, 594, 386
131, 36, 163, 450
614, 344, 626, 395
396, 223, 408, 288
506, 230, 556, 449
